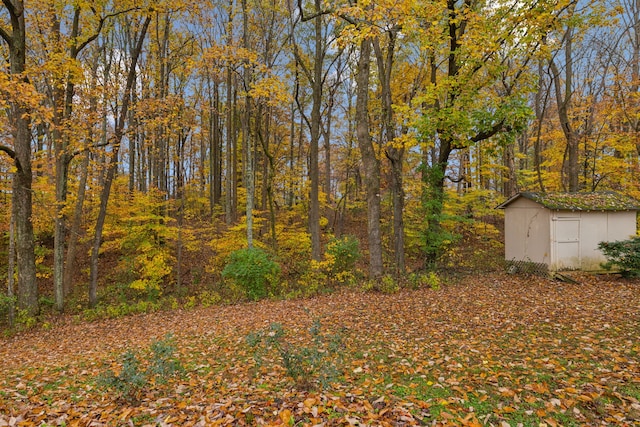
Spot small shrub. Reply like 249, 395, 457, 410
98, 334, 182, 402
147, 334, 183, 381
222, 247, 280, 301
290, 236, 362, 294
0, 294, 15, 322
380, 275, 400, 294
164, 296, 180, 310
295, 261, 329, 297
16, 309, 37, 330
360, 279, 375, 292
332, 270, 359, 287
426, 271, 441, 290
81, 299, 161, 322
104, 187, 176, 297
38, 296, 55, 310
246, 319, 344, 390
326, 235, 361, 275
98, 350, 146, 402
276, 228, 312, 279
409, 271, 441, 290
34, 245, 53, 279
599, 236, 640, 277
198, 290, 221, 307
128, 250, 173, 296
184, 295, 197, 309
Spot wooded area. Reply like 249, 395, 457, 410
2, 0, 640, 320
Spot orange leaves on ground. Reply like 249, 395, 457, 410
0, 273, 639, 425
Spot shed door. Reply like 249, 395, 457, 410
554, 218, 580, 269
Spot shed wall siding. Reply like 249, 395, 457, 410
549, 210, 637, 271
503, 197, 638, 271
578, 212, 609, 271
504, 200, 550, 265
608, 211, 637, 241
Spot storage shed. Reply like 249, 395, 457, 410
497, 192, 639, 272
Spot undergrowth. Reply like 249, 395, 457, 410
98, 334, 183, 402
246, 318, 345, 390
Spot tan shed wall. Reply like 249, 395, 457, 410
504, 198, 551, 265
576, 212, 609, 271
504, 199, 638, 271
549, 210, 637, 271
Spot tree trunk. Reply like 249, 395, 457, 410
373, 32, 405, 274
503, 141, 517, 197
241, 0, 254, 248
287, 99, 296, 207
1, 0, 38, 316
533, 61, 548, 192
225, 4, 236, 225
7, 214, 16, 327
212, 80, 222, 207
51, 12, 68, 308
549, 23, 579, 191
257, 106, 278, 245
12, 106, 37, 312
225, 66, 235, 224
50, 6, 106, 308
308, 1, 323, 261
89, 15, 151, 307
129, 89, 137, 193
322, 100, 332, 205
293, 0, 325, 261
63, 149, 90, 295
53, 152, 69, 311
355, 38, 383, 278
423, 161, 447, 264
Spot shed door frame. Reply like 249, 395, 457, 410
552, 214, 581, 269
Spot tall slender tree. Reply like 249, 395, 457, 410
293, 0, 330, 261
355, 37, 383, 278
41, 1, 116, 311
418, 0, 562, 262
373, 26, 405, 274
89, 12, 151, 307
0, 0, 38, 315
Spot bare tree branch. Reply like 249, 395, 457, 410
297, 0, 332, 22
0, 25, 11, 46
75, 6, 140, 54
2, 0, 19, 17
1, 0, 19, 47
471, 118, 507, 143
297, 0, 356, 25
0, 144, 16, 159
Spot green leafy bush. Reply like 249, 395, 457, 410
379, 274, 400, 294
98, 334, 182, 402
82, 299, 161, 321
246, 319, 344, 390
599, 236, 640, 277
326, 235, 361, 275
408, 271, 441, 290
0, 294, 15, 323
222, 247, 280, 301
147, 334, 183, 381
98, 350, 147, 402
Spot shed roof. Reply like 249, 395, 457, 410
497, 191, 640, 211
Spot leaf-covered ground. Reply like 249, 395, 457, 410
1, 273, 639, 426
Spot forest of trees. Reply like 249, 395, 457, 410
2, 0, 640, 320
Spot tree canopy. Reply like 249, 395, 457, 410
1, 0, 640, 316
